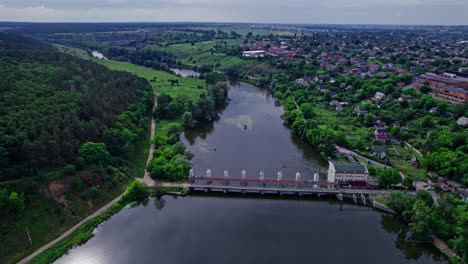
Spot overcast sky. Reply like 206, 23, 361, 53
0, 0, 467, 25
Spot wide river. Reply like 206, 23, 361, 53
54, 81, 447, 264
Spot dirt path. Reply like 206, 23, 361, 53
138, 96, 158, 187
433, 236, 459, 259
17, 193, 124, 264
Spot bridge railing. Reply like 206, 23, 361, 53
188, 176, 336, 189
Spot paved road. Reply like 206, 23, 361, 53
335, 145, 387, 168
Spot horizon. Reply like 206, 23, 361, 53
1, 21, 467, 27
0, 0, 467, 25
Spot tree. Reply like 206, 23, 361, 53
300, 103, 315, 119
324, 91, 331, 102
9, 192, 25, 212
416, 190, 434, 207
419, 85, 430, 94
409, 201, 433, 241
335, 131, 350, 147
122, 181, 150, 203
182, 111, 197, 128
378, 168, 401, 188
391, 126, 401, 139
402, 174, 415, 189
172, 142, 186, 155
78, 142, 110, 165
421, 115, 434, 128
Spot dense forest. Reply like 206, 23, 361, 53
0, 33, 154, 190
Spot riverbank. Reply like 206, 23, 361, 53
19, 181, 152, 264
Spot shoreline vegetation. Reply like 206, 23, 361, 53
29, 181, 152, 264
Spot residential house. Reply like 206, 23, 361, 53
375, 92, 386, 100
457, 116, 468, 126
372, 145, 387, 159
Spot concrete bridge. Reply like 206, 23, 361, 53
186, 169, 412, 204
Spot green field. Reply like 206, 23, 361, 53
153, 40, 274, 75
98, 60, 208, 100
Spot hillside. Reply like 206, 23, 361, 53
0, 33, 153, 263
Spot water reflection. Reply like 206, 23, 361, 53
380, 215, 447, 262
54, 196, 448, 264
154, 197, 166, 210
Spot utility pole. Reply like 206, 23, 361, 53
26, 227, 32, 245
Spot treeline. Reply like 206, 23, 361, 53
422, 130, 467, 185
155, 82, 229, 123
0, 33, 153, 187
103, 47, 178, 72
386, 191, 468, 263
148, 82, 228, 182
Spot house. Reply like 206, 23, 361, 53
375, 127, 388, 136
368, 63, 380, 73
410, 157, 420, 168
458, 189, 468, 202
295, 78, 308, 85
375, 92, 386, 100
457, 116, 468, 126
430, 107, 437, 113
398, 96, 412, 102
446, 180, 462, 193
372, 145, 387, 159
375, 135, 388, 144
327, 160, 369, 184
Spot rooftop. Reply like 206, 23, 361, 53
440, 86, 468, 94
333, 162, 368, 173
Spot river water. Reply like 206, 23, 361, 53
54, 82, 447, 264
170, 68, 200, 77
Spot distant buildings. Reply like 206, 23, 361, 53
418, 73, 468, 89
242, 50, 266, 58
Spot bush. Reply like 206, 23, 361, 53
72, 178, 86, 191
64, 165, 76, 175
87, 187, 100, 199
108, 177, 118, 189
105, 166, 116, 175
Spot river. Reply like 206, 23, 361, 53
53, 81, 447, 264
171, 68, 200, 77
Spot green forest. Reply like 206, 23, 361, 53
0, 33, 153, 263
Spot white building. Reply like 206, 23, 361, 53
242, 50, 266, 58
327, 160, 369, 183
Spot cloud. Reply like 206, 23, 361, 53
0, 0, 466, 24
